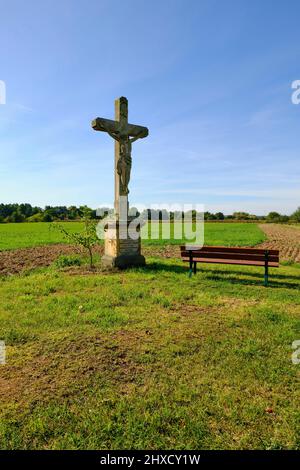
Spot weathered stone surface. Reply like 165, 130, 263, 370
92, 97, 148, 212
91, 117, 148, 139
102, 254, 146, 269
102, 218, 143, 265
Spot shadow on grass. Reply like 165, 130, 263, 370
203, 267, 300, 283
205, 274, 299, 290
143, 261, 299, 289
144, 261, 187, 274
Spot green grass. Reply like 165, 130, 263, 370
0, 258, 299, 449
0, 222, 295, 449
142, 221, 265, 246
0, 222, 266, 251
202, 222, 265, 246
0, 222, 83, 251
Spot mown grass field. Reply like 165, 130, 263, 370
0, 222, 299, 450
0, 259, 300, 449
0, 222, 266, 250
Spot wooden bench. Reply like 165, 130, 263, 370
180, 246, 279, 286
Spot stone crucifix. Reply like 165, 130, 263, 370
92, 97, 148, 217
91, 97, 148, 269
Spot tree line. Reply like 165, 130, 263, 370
0, 204, 97, 223
0, 203, 299, 223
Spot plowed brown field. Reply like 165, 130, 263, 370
258, 224, 300, 262
0, 244, 178, 276
0, 245, 102, 276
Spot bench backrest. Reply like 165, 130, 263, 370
180, 246, 279, 264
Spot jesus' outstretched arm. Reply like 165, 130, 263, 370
106, 130, 121, 142
129, 128, 148, 144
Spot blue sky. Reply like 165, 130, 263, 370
0, 0, 299, 215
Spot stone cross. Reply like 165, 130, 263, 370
92, 97, 148, 218
91, 97, 148, 269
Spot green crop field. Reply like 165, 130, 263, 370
0, 222, 83, 251
0, 222, 266, 251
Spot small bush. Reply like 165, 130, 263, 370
55, 255, 82, 269
51, 209, 98, 268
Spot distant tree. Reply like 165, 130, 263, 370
279, 215, 290, 223
0, 203, 42, 220
78, 205, 93, 218
67, 206, 80, 220
215, 212, 225, 220
0, 203, 17, 219
233, 212, 250, 220
204, 212, 216, 220
19, 203, 34, 218
266, 212, 289, 224
27, 213, 44, 222
44, 206, 68, 220
7, 210, 25, 223
267, 211, 281, 221
43, 212, 53, 222
291, 207, 300, 223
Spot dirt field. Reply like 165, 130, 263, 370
0, 244, 181, 276
258, 224, 300, 263
0, 244, 90, 276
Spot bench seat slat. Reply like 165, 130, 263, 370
180, 245, 279, 256
182, 257, 279, 267
181, 252, 279, 262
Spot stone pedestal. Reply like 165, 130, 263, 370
102, 217, 145, 269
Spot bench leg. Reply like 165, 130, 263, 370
194, 261, 197, 275
264, 262, 269, 287
189, 256, 193, 278
264, 250, 269, 287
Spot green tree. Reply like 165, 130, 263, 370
204, 212, 216, 220
233, 212, 250, 220
43, 212, 53, 222
8, 210, 25, 223
27, 213, 44, 222
266, 212, 289, 223
291, 207, 300, 223
267, 211, 281, 221
67, 206, 80, 220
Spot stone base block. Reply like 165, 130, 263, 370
102, 254, 146, 269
